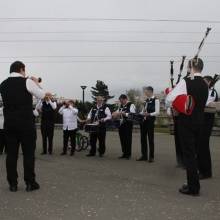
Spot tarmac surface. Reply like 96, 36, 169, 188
0, 130, 220, 220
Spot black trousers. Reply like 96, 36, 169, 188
63, 129, 77, 153
173, 117, 184, 166
90, 127, 106, 155
5, 129, 36, 186
198, 113, 215, 177
178, 121, 202, 192
119, 122, 133, 157
140, 118, 155, 159
0, 129, 6, 154
41, 122, 54, 154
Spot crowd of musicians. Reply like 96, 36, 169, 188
0, 59, 219, 197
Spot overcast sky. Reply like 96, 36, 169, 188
0, 0, 220, 102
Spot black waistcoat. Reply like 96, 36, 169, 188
179, 76, 208, 124
91, 105, 107, 123
0, 77, 34, 131
41, 101, 55, 124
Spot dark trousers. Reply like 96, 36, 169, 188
90, 128, 106, 155
178, 121, 202, 193
63, 129, 77, 153
198, 113, 214, 177
5, 129, 36, 186
119, 122, 133, 157
0, 129, 6, 154
140, 118, 155, 159
41, 122, 54, 154
173, 117, 184, 166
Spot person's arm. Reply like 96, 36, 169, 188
33, 109, 39, 117
58, 106, 65, 115
150, 99, 160, 116
102, 107, 112, 122
26, 78, 52, 99
49, 100, 57, 110
166, 79, 187, 107
69, 105, 79, 115
35, 100, 43, 111
206, 89, 217, 106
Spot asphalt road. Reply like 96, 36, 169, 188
0, 130, 220, 220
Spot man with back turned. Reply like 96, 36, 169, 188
0, 61, 52, 192
166, 58, 208, 196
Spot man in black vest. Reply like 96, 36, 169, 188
198, 76, 218, 180
86, 96, 111, 157
36, 97, 57, 155
0, 61, 52, 192
166, 58, 208, 196
113, 94, 136, 160
137, 86, 160, 162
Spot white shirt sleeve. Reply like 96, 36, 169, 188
206, 90, 217, 106
166, 79, 187, 107
104, 107, 112, 122
26, 79, 46, 99
36, 100, 43, 111
150, 99, 160, 116
33, 109, 39, 117
49, 100, 57, 110
58, 106, 65, 115
126, 104, 136, 117
87, 109, 92, 120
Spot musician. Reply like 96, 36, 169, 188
166, 58, 208, 196
0, 105, 6, 155
137, 86, 160, 162
36, 97, 57, 155
0, 61, 52, 192
197, 76, 218, 180
114, 94, 136, 160
59, 100, 78, 156
86, 96, 111, 157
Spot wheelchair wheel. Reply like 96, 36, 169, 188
80, 136, 89, 150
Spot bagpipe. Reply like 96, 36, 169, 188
166, 27, 212, 115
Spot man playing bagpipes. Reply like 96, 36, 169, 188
136, 86, 160, 162
85, 96, 112, 157
166, 57, 209, 196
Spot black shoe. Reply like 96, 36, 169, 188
60, 152, 67, 155
70, 152, 75, 156
48, 151, 53, 155
179, 185, 199, 196
86, 154, 95, 157
124, 156, 131, 160
148, 158, 154, 163
99, 154, 104, 158
9, 185, 18, 192
118, 155, 126, 159
41, 152, 47, 155
199, 174, 212, 180
26, 182, 40, 192
136, 157, 148, 161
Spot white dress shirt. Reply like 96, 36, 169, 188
166, 73, 207, 107
141, 96, 160, 116
7, 72, 46, 99
87, 105, 112, 122
36, 99, 57, 111
59, 105, 78, 130
0, 107, 4, 129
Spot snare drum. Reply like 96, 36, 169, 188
85, 123, 99, 133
